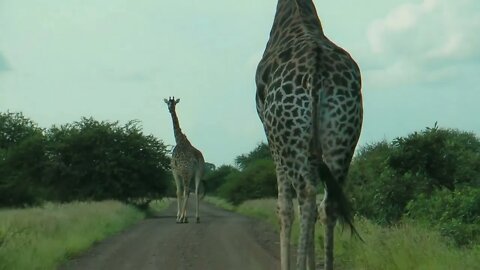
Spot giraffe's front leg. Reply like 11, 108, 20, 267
173, 172, 182, 223
180, 179, 191, 223
176, 197, 182, 223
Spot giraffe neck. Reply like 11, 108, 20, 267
169, 109, 188, 145
268, 0, 324, 47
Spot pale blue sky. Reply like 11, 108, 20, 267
1, 0, 479, 166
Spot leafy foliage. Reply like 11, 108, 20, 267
234, 143, 271, 170
347, 125, 480, 243
0, 113, 171, 207
0, 112, 43, 149
0, 134, 48, 206
347, 141, 431, 223
44, 118, 171, 203
407, 187, 480, 246
203, 165, 239, 195
0, 112, 47, 206
217, 159, 277, 205
389, 124, 480, 190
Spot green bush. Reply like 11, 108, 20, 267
389, 125, 480, 190
234, 143, 271, 170
0, 112, 46, 206
217, 159, 277, 204
407, 187, 480, 246
0, 112, 42, 149
347, 126, 480, 225
203, 165, 239, 195
44, 118, 171, 204
0, 112, 172, 207
346, 141, 424, 223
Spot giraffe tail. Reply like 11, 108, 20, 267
311, 78, 362, 241
317, 163, 363, 241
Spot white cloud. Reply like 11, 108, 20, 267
367, 0, 439, 53
365, 0, 480, 88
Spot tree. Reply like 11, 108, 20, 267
235, 143, 272, 170
218, 159, 277, 204
44, 118, 171, 204
0, 112, 46, 206
347, 125, 480, 224
203, 165, 239, 195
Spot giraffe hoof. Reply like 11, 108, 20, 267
182, 218, 189, 223
196, 217, 200, 223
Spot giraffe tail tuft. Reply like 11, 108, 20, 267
317, 162, 363, 241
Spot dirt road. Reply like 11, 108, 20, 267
60, 200, 281, 270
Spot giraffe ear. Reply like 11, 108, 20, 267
175, 99, 180, 104
163, 99, 168, 104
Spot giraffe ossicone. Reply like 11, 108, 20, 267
255, 1, 363, 269
164, 96, 205, 224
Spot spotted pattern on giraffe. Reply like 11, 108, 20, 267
255, 1, 363, 269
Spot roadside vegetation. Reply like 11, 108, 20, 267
2, 110, 479, 269
0, 199, 171, 270
205, 124, 480, 269
0, 112, 174, 270
206, 197, 480, 270
0, 112, 173, 208
0, 201, 142, 270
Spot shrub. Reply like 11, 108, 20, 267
44, 118, 171, 204
347, 126, 480, 224
0, 112, 46, 206
346, 141, 428, 223
217, 159, 276, 204
406, 187, 480, 246
203, 165, 239, 195
0, 113, 172, 207
389, 125, 480, 190
234, 143, 271, 170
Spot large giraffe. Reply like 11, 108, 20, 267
255, 1, 363, 269
164, 97, 205, 223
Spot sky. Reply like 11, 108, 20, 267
1, 0, 479, 166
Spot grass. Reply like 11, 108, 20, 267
204, 196, 236, 211
0, 200, 151, 270
207, 197, 480, 270
146, 198, 172, 216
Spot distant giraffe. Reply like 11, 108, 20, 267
255, 1, 363, 269
164, 97, 205, 223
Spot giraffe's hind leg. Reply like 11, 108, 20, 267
194, 176, 201, 223
296, 179, 317, 270
277, 174, 294, 270
319, 191, 337, 270
194, 165, 204, 223
318, 151, 352, 270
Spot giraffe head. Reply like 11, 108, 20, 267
164, 96, 180, 113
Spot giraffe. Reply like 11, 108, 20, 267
255, 1, 363, 269
164, 97, 205, 223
